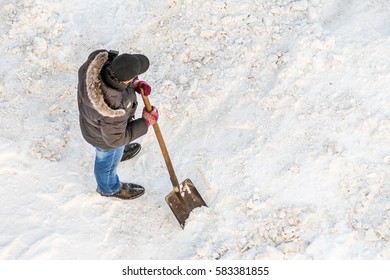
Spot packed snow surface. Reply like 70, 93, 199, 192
0, 0, 389, 259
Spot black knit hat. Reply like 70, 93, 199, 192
110, 53, 150, 81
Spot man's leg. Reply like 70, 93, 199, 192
94, 146, 125, 195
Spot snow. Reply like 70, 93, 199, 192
0, 0, 389, 260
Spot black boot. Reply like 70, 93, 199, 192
121, 143, 141, 162
102, 183, 145, 200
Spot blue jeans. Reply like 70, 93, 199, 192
94, 146, 125, 195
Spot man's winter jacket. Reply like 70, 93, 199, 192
77, 50, 148, 149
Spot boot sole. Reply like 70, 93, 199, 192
113, 189, 145, 200
99, 189, 145, 200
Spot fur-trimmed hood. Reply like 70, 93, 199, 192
85, 51, 126, 118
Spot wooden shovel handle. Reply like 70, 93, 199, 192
141, 89, 180, 189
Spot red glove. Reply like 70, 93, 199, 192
133, 80, 152, 96
142, 106, 158, 126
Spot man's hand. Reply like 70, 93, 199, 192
133, 80, 152, 96
142, 106, 159, 126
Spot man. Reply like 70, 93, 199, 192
77, 49, 158, 200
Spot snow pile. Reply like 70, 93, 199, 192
0, 0, 389, 259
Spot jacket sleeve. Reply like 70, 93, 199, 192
100, 117, 148, 148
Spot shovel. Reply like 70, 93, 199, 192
141, 89, 207, 228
